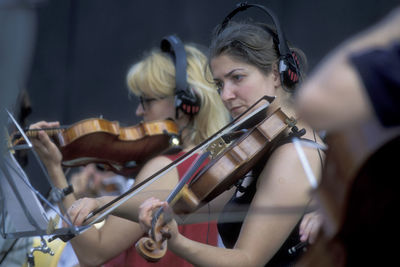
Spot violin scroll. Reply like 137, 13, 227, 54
135, 236, 168, 262
135, 212, 172, 262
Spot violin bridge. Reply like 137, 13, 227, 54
206, 137, 230, 159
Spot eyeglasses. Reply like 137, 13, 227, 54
139, 96, 167, 110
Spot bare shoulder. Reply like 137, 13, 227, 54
141, 155, 174, 172
261, 141, 300, 174
257, 130, 323, 189
134, 155, 178, 189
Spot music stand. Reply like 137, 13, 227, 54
0, 110, 87, 241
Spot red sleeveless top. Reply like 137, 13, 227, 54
104, 151, 218, 267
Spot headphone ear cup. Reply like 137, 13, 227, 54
279, 51, 300, 89
175, 87, 201, 115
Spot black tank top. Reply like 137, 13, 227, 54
217, 135, 311, 266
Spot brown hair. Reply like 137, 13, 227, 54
209, 20, 307, 92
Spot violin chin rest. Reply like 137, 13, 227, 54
135, 236, 167, 262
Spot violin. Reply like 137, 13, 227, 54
136, 99, 302, 261
298, 120, 400, 266
172, 106, 299, 214
13, 118, 179, 176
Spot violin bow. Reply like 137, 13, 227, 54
82, 95, 275, 226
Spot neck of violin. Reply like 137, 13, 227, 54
150, 151, 210, 237
25, 127, 64, 137
12, 127, 65, 146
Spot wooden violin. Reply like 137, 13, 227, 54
13, 118, 179, 176
172, 105, 299, 214
136, 99, 302, 261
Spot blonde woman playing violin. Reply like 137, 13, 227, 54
30, 39, 230, 267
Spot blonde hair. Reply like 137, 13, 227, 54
127, 44, 230, 145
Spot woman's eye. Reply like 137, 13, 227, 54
233, 74, 243, 81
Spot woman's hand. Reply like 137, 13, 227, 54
29, 121, 62, 169
138, 197, 179, 243
138, 197, 168, 232
299, 211, 323, 244
66, 197, 103, 226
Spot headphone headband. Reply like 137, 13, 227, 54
220, 2, 290, 56
218, 2, 300, 89
160, 36, 188, 96
160, 35, 200, 116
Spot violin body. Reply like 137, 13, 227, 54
173, 107, 295, 214
19, 118, 179, 176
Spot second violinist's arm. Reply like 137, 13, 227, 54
68, 154, 177, 227
31, 121, 178, 266
30, 121, 78, 210
68, 156, 177, 266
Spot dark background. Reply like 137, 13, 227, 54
2, 0, 399, 193
25, 0, 399, 125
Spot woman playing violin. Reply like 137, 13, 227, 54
29, 39, 230, 266
136, 17, 326, 267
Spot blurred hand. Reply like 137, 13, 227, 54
70, 164, 99, 198
70, 164, 120, 198
66, 197, 103, 226
299, 211, 323, 244
29, 121, 63, 170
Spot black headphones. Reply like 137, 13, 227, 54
160, 35, 201, 118
219, 2, 301, 89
